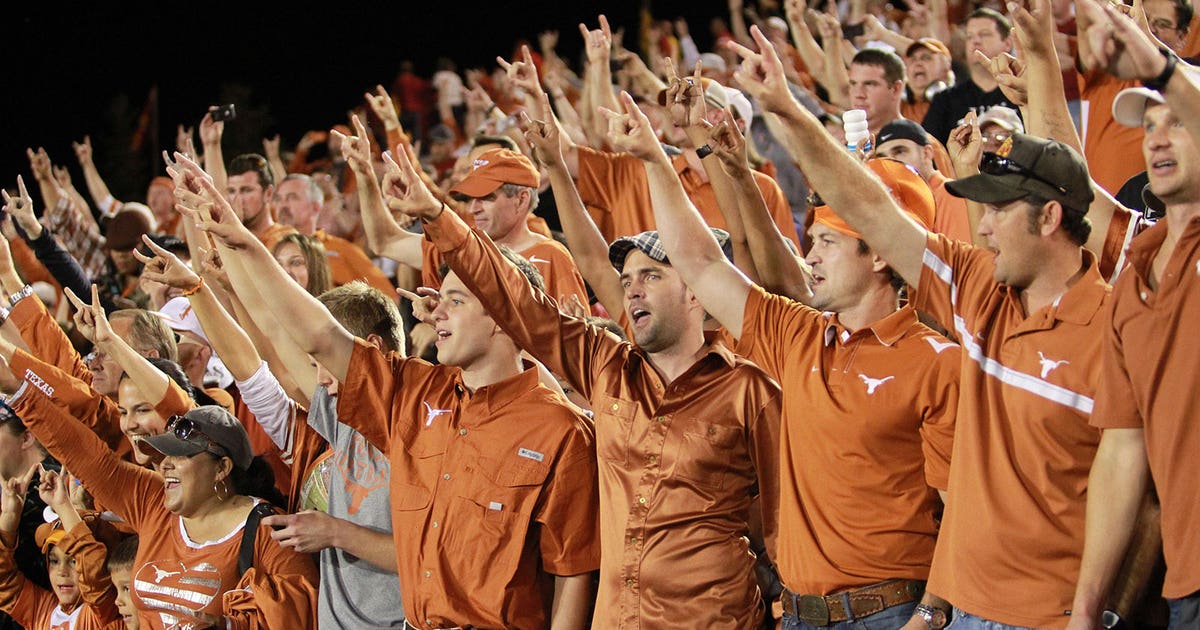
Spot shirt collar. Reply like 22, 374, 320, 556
823, 306, 917, 347
1049, 248, 1109, 325
453, 362, 542, 422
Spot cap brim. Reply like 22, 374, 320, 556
1112, 87, 1165, 128
142, 433, 207, 459
449, 174, 504, 198
944, 173, 1031, 204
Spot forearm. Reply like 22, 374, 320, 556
223, 263, 311, 403
1026, 42, 1083, 154
790, 24, 829, 87
822, 38, 852, 107
98, 335, 169, 403
79, 161, 116, 212
203, 141, 227, 194
32, 175, 60, 212
643, 157, 730, 278
218, 237, 351, 380
550, 573, 594, 630
187, 282, 263, 380
545, 164, 623, 317
732, 170, 810, 301
357, 175, 422, 268
332, 521, 398, 571
1071, 429, 1150, 620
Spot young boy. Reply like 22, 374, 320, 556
99, 537, 138, 630
0, 465, 120, 629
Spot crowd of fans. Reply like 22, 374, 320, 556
0, 0, 1197, 628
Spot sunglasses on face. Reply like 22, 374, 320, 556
166, 415, 230, 460
979, 153, 1068, 195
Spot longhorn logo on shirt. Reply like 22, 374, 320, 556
336, 433, 390, 515
1037, 352, 1069, 378
424, 401, 452, 426
858, 374, 894, 394
134, 560, 222, 629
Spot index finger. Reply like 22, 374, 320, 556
521, 44, 535, 67
19, 462, 39, 487
16, 175, 29, 201
140, 233, 172, 257
62, 287, 88, 312
599, 14, 612, 38
396, 288, 424, 303
725, 39, 760, 63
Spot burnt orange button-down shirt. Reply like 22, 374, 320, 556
425, 209, 782, 630
1092, 217, 1200, 598
738, 287, 958, 595
915, 233, 1110, 629
338, 343, 601, 630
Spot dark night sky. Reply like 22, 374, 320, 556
7, 2, 723, 201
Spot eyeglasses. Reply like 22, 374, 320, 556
166, 415, 230, 459
982, 132, 1010, 145
979, 152, 1068, 195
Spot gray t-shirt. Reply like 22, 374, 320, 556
308, 386, 404, 628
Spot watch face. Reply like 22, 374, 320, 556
929, 609, 947, 628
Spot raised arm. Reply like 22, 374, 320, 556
335, 119, 423, 269
730, 26, 928, 286
170, 153, 355, 382
602, 91, 754, 338
72, 136, 119, 215
199, 111, 228, 194
25, 148, 61, 213
521, 93, 625, 319
784, 0, 831, 87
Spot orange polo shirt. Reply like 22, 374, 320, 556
914, 233, 1109, 628
314, 229, 394, 294
738, 287, 958, 595
928, 171, 972, 243
258, 221, 297, 252
1091, 217, 1200, 598
337, 342, 601, 630
9, 385, 318, 630
425, 209, 782, 629
576, 146, 800, 245
420, 236, 589, 308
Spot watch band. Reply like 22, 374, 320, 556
914, 603, 949, 629
1143, 47, 1179, 93
8, 285, 33, 307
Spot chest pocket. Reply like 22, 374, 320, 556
449, 455, 549, 579
668, 418, 742, 489
593, 394, 636, 464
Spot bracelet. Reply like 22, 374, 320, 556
696, 144, 715, 159
8, 285, 33, 307
181, 277, 205, 297
1143, 47, 1179, 93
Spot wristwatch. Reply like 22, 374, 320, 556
915, 604, 949, 629
8, 285, 33, 307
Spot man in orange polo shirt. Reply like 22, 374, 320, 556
273, 173, 394, 294
1068, 12, 1200, 627
384, 109, 782, 627
601, 87, 961, 629
730, 25, 1107, 629
172, 152, 601, 630
225, 154, 295, 251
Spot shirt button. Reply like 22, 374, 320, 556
707, 427, 717, 436
459, 428, 468, 436
611, 403, 620, 411
655, 416, 666, 423
424, 570, 432, 578
443, 473, 452, 480
629, 536, 637, 544
648, 455, 657, 464
638, 496, 647, 504
626, 579, 635, 587
432, 521, 439, 528
1140, 291, 1148, 301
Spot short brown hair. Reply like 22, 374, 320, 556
318, 282, 405, 353
852, 48, 907, 84
229, 154, 274, 189
110, 309, 179, 362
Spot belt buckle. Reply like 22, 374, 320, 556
797, 594, 831, 626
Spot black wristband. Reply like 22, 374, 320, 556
1143, 47, 1178, 93
696, 144, 714, 159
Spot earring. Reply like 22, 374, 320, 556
213, 478, 231, 502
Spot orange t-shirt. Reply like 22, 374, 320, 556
425, 209, 783, 629
336, 342, 601, 630
1091, 217, 1200, 598
576, 147, 801, 246
314, 229, 394, 295
258, 221, 297, 252
738, 287, 958, 594
914, 233, 1109, 628
1079, 71, 1144, 195
8, 389, 318, 630
928, 171, 973, 243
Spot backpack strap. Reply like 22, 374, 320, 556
238, 503, 278, 575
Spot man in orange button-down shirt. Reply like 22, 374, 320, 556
170, 151, 601, 630
389, 111, 783, 628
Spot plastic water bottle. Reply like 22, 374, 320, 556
843, 109, 872, 154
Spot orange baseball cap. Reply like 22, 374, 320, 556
449, 148, 540, 198
906, 37, 952, 59
812, 158, 934, 239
